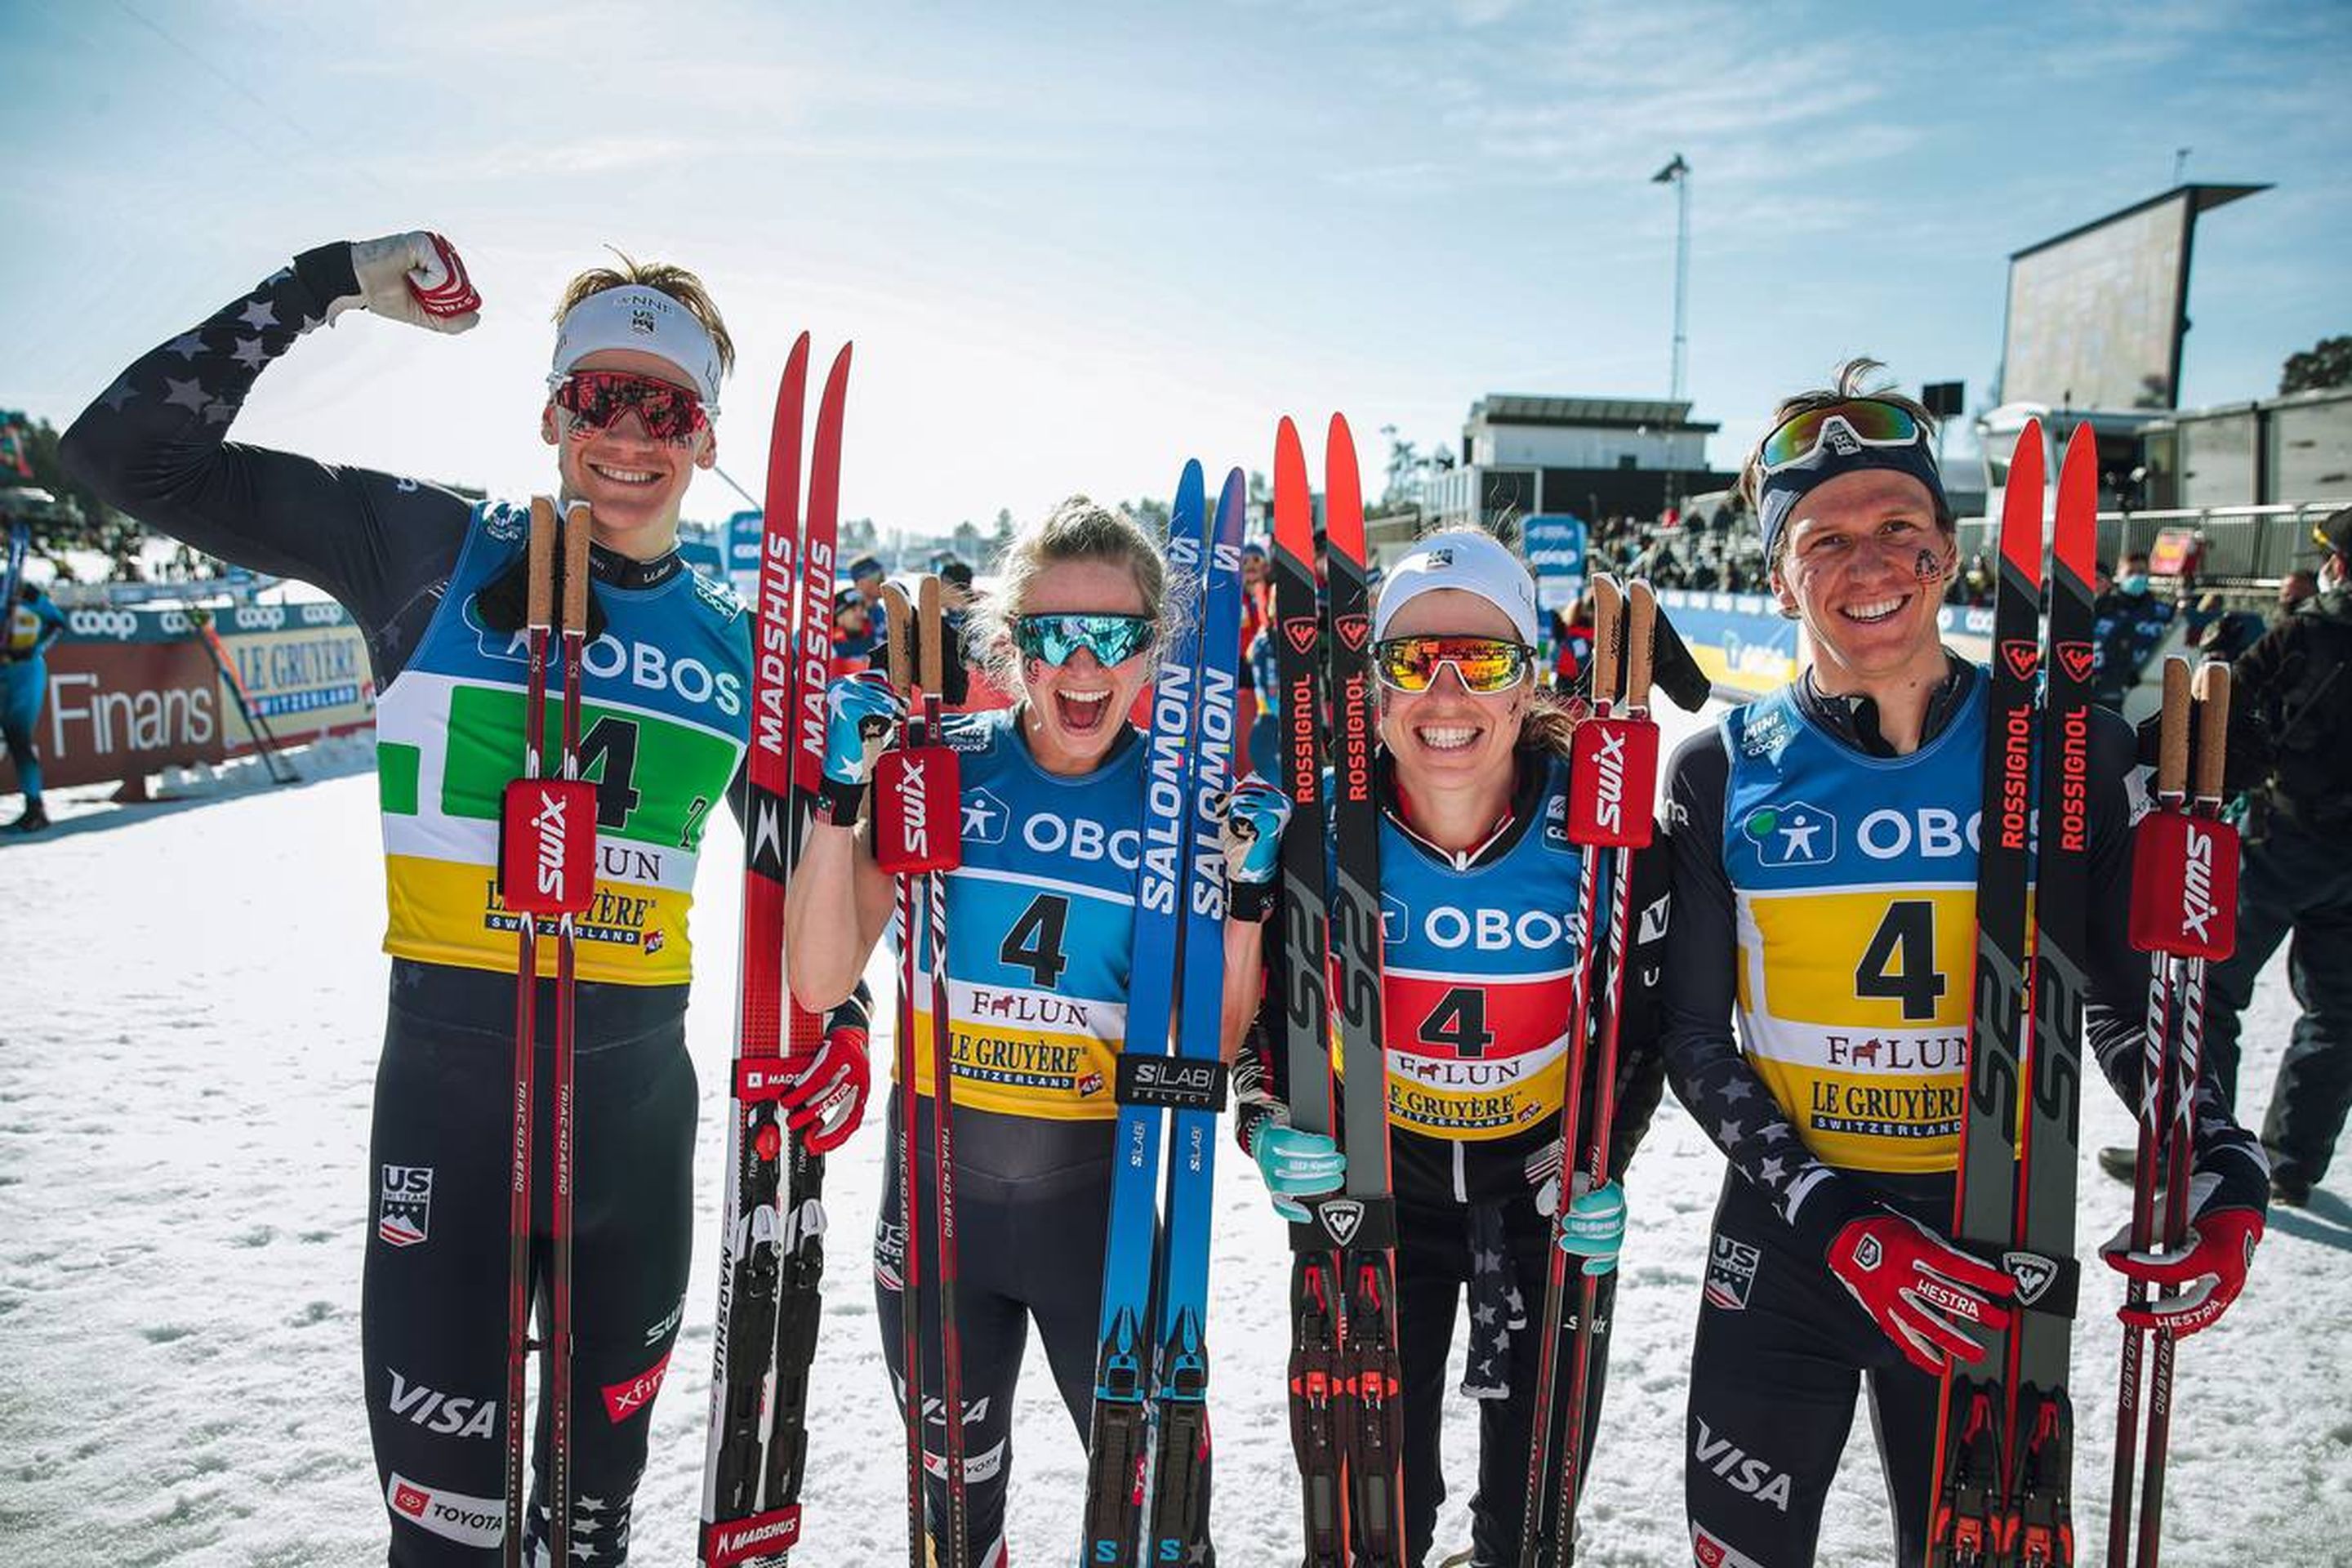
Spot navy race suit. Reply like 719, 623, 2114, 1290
1659, 657, 2268, 1568
62, 247, 754, 1566
876, 705, 1163, 1568
1240, 746, 1669, 1567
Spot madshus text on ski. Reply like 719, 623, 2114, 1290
54, 228, 2288, 1568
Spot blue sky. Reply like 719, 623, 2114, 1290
2, 0, 2345, 534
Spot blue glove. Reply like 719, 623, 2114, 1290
1250, 1123, 1347, 1224
821, 675, 903, 817
1218, 773, 1290, 920
1554, 1178, 1626, 1277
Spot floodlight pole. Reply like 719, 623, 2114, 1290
1653, 154, 1692, 402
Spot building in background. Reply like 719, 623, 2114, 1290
1414, 394, 1736, 539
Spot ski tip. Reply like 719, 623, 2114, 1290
824, 341, 853, 385
1219, 466, 1248, 517
1174, 459, 1207, 524
1276, 412, 1301, 450
1327, 410, 1355, 457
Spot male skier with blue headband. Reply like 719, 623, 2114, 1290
1655, 360, 2268, 1567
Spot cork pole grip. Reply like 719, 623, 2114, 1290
2156, 657, 2192, 803
2191, 660, 2231, 805
527, 497, 556, 630
561, 502, 592, 637
1588, 576, 1623, 706
1623, 580, 1656, 710
918, 576, 945, 696
882, 584, 915, 696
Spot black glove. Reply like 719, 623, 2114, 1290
1568, 598, 1710, 713
474, 544, 609, 644
2133, 699, 2270, 796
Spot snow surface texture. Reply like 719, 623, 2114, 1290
3, 701, 2347, 1567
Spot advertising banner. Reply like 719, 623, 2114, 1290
0, 598, 374, 794
204, 601, 373, 747
1521, 514, 1589, 611
0, 638, 223, 792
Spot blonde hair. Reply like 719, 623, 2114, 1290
553, 252, 737, 378
1738, 357, 1949, 574
974, 496, 1169, 691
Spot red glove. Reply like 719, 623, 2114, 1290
2103, 1206, 2262, 1339
777, 1018, 870, 1156
1827, 1212, 2016, 1377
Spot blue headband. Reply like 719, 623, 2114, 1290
1757, 436, 1949, 564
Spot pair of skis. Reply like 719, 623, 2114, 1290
1270, 414, 1408, 1568
1080, 461, 1244, 1566
191, 604, 300, 786
873, 575, 973, 1566
1517, 576, 1658, 1568
2109, 655, 2235, 1568
495, 496, 596, 1568
701, 335, 854, 1568
1929, 417, 2096, 1568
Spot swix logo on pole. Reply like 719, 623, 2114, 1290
2128, 812, 2238, 959
1567, 718, 1658, 847
498, 777, 597, 915
874, 744, 960, 875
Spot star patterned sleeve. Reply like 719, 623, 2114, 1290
1658, 725, 1872, 1258
2078, 707, 2270, 1218
60, 247, 472, 648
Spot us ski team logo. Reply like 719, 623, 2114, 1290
1704, 1235, 1760, 1312
378, 1164, 433, 1248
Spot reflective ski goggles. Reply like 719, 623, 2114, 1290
1372, 635, 1533, 694
1012, 612, 1156, 668
548, 368, 711, 443
1758, 399, 1927, 476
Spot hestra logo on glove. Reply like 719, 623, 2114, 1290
498, 777, 597, 915
874, 745, 960, 874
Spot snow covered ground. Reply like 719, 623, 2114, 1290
4, 701, 2349, 1566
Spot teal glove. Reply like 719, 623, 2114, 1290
1555, 1178, 1626, 1277
1250, 1123, 1347, 1223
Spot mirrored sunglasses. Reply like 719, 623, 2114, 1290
1373, 635, 1532, 694
1012, 612, 1156, 668
550, 369, 710, 443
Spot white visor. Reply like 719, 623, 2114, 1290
550, 285, 724, 409
1371, 530, 1539, 644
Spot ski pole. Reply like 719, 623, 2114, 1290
498, 498, 555, 1568
1517, 575, 1623, 1568
2109, 656, 2192, 1568
546, 500, 593, 1568
2134, 660, 2233, 1568
1553, 578, 1659, 1565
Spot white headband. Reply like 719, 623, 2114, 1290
1372, 530, 1539, 644
550, 285, 724, 408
